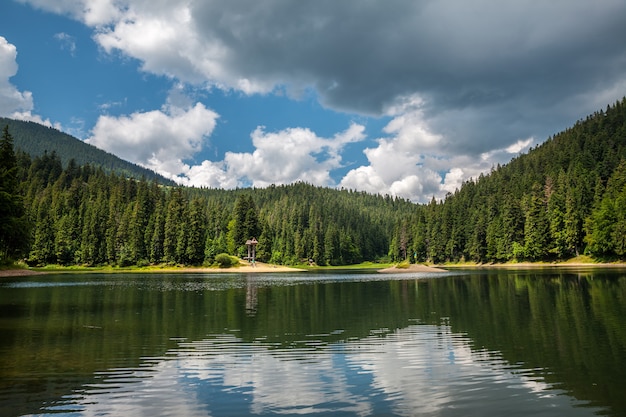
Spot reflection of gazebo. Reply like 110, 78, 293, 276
245, 238, 258, 265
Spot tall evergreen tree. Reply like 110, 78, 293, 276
523, 184, 550, 260
28, 191, 54, 265
230, 195, 260, 256
0, 125, 29, 261
185, 198, 206, 265
150, 198, 165, 263
163, 188, 187, 263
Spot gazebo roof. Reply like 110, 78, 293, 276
245, 238, 258, 245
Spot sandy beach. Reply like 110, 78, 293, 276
181, 262, 306, 274
377, 264, 448, 273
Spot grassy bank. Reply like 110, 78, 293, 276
441, 255, 626, 268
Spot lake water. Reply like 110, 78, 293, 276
1, 268, 625, 416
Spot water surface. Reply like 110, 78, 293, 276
1, 268, 625, 416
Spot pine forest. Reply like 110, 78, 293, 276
1, 98, 626, 267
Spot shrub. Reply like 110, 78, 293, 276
396, 259, 410, 269
215, 253, 237, 268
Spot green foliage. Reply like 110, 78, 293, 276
395, 259, 410, 269
0, 125, 30, 261
234, 196, 260, 241
585, 160, 626, 258
215, 253, 237, 268
16, 152, 411, 267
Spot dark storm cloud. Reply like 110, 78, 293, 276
18, 0, 626, 185
192, 0, 626, 151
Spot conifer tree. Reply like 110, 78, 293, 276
186, 198, 206, 265
230, 195, 260, 256
29, 191, 54, 265
523, 184, 550, 260
163, 188, 187, 263
150, 198, 165, 263
0, 125, 30, 261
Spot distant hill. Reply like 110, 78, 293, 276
0, 117, 176, 185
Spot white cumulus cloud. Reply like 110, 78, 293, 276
340, 96, 533, 202
86, 95, 365, 191
223, 123, 365, 188
0, 36, 34, 116
16, 0, 122, 26
86, 101, 219, 180
180, 123, 365, 189
0, 36, 59, 127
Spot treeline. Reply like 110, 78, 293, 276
16, 149, 411, 266
0, 126, 29, 263
389, 97, 626, 263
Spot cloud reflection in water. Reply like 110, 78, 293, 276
45, 324, 600, 416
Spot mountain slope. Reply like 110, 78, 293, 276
0, 117, 175, 185
389, 97, 626, 263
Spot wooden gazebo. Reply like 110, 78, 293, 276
245, 238, 258, 265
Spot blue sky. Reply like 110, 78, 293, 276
1, 0, 626, 202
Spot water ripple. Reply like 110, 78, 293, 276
25, 324, 606, 417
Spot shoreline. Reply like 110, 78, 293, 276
0, 261, 305, 277
3, 260, 626, 278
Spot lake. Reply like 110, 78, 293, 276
1, 268, 625, 416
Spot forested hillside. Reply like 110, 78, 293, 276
3, 98, 625, 267
389, 97, 626, 263
0, 117, 175, 185
16, 149, 412, 266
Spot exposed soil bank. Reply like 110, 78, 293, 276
0, 268, 45, 277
